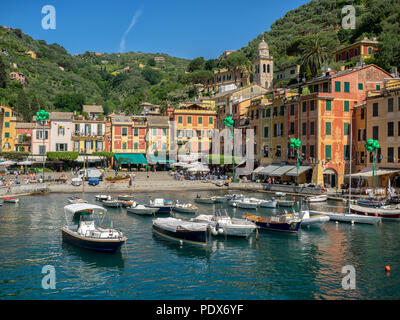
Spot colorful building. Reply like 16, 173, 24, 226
72, 113, 106, 154
14, 122, 33, 152
298, 64, 392, 187
362, 79, 400, 188
49, 112, 73, 152
31, 116, 50, 156
168, 103, 216, 157
146, 116, 171, 165
0, 106, 19, 152
334, 37, 379, 64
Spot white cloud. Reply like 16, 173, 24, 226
119, 10, 143, 53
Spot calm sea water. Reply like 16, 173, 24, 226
0, 191, 399, 300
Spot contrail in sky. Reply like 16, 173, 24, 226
119, 10, 143, 53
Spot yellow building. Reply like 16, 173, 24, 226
0, 106, 19, 152
259, 91, 286, 166
334, 37, 379, 64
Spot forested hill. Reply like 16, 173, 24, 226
186, 0, 399, 88
0, 26, 191, 121
239, 0, 400, 78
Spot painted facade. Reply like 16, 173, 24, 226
49, 112, 73, 152
0, 106, 19, 152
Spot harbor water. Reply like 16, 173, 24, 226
0, 191, 399, 300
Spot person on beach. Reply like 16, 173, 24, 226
128, 175, 132, 188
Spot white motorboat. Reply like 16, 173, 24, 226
147, 198, 173, 213
95, 195, 110, 201
236, 198, 260, 209
289, 205, 329, 229
102, 199, 123, 208
127, 203, 158, 215
61, 203, 127, 253
173, 201, 198, 214
259, 198, 277, 208
152, 217, 209, 246
228, 194, 245, 207
71, 178, 82, 186
191, 209, 257, 238
350, 204, 400, 221
310, 210, 382, 225
304, 195, 328, 203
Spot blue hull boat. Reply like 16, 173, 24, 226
245, 213, 301, 233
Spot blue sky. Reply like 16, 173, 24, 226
0, 0, 309, 59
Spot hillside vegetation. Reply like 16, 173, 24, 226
0, 26, 192, 120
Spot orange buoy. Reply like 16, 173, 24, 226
182, 194, 185, 198
292, 196, 295, 201
385, 266, 391, 272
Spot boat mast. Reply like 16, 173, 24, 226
348, 110, 353, 214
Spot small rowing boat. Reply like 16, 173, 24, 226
102, 199, 123, 208
173, 201, 198, 214
127, 204, 158, 215
194, 195, 216, 204
3, 197, 19, 203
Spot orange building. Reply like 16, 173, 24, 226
168, 104, 216, 157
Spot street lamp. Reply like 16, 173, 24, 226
36, 109, 49, 182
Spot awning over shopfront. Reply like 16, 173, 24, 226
258, 164, 281, 175
252, 166, 266, 174
114, 153, 148, 165
76, 155, 103, 162
148, 155, 175, 164
269, 165, 296, 177
345, 168, 400, 178
285, 166, 313, 177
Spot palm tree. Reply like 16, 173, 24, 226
300, 37, 329, 78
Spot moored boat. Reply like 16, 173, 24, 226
102, 199, 123, 208
350, 204, 400, 221
191, 209, 257, 238
127, 203, 158, 215
194, 195, 216, 204
214, 196, 227, 203
236, 198, 260, 209
245, 213, 301, 233
152, 217, 209, 246
61, 203, 127, 253
310, 210, 381, 225
259, 199, 277, 208
285, 205, 329, 229
357, 198, 386, 208
304, 195, 327, 203
67, 196, 87, 204
95, 195, 110, 201
147, 198, 173, 213
277, 199, 295, 207
3, 197, 19, 203
173, 201, 198, 214
122, 200, 135, 208
118, 194, 134, 201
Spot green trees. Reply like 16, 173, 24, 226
300, 37, 330, 78
0, 56, 6, 89
54, 93, 85, 112
188, 57, 205, 72
141, 67, 162, 85
15, 89, 31, 121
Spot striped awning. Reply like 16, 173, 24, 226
285, 166, 313, 177
258, 164, 282, 175
269, 165, 296, 177
252, 166, 266, 174
345, 168, 400, 177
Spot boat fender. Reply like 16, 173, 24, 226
211, 227, 218, 236
218, 228, 224, 235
